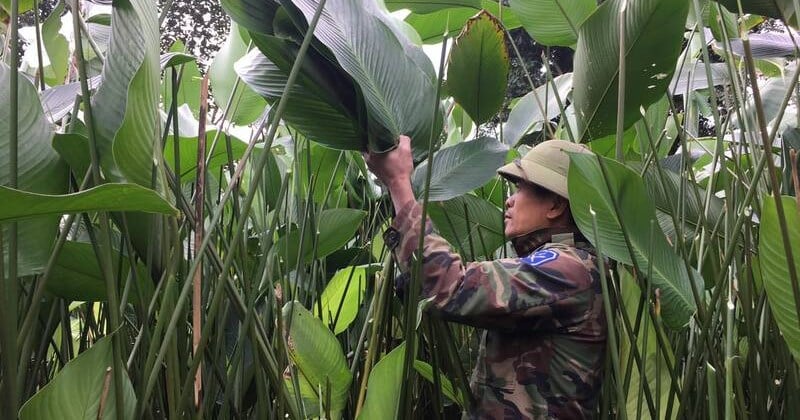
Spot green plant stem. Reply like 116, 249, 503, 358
4, 0, 20, 412
142, 2, 330, 416
591, 211, 626, 419
32, 0, 45, 90
741, 36, 800, 328
354, 254, 393, 416
70, 0, 127, 416
615, 0, 627, 162
398, 32, 449, 420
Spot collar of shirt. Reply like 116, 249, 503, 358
511, 226, 590, 256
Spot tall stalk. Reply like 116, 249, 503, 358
4, 0, 20, 413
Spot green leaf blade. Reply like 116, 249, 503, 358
572, 0, 689, 139
19, 335, 136, 420
0, 183, 178, 222
510, 0, 596, 47
759, 196, 800, 364
568, 153, 700, 328
446, 10, 509, 125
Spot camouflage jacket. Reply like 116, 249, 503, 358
387, 201, 607, 419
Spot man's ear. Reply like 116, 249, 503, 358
546, 196, 569, 220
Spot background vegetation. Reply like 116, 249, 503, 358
1, 0, 800, 418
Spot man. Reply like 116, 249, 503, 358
366, 137, 607, 419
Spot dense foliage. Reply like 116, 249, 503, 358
2, 0, 800, 418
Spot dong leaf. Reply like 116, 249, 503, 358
0, 63, 68, 276
92, 0, 162, 187
292, 0, 442, 153
412, 137, 508, 201
405, 0, 522, 44
235, 49, 362, 150
48, 241, 154, 304
357, 342, 406, 420
163, 41, 201, 116
510, 0, 596, 47
0, 184, 178, 222
413, 360, 464, 407
573, 0, 689, 139
220, 0, 280, 35
716, 0, 796, 22
42, 0, 70, 86
209, 22, 268, 125
568, 153, 701, 328
318, 264, 380, 334
384, 0, 480, 14
282, 301, 352, 416
276, 208, 366, 269
428, 194, 505, 260
163, 130, 249, 183
19, 335, 136, 420
759, 196, 800, 364
447, 11, 509, 125
503, 73, 573, 146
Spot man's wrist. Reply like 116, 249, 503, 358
385, 177, 411, 192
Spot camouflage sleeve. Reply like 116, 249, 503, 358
389, 201, 597, 332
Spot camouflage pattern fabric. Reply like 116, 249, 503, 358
387, 201, 607, 419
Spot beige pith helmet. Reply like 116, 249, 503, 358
496, 139, 593, 200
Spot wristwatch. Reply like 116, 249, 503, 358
383, 227, 401, 251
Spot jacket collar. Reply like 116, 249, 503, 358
511, 225, 590, 256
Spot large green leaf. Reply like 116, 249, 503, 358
568, 153, 701, 328
163, 130, 248, 183
48, 241, 154, 304
42, 1, 70, 86
235, 49, 363, 150
717, 0, 796, 22
276, 208, 366, 269
19, 335, 136, 420
384, 0, 480, 14
282, 301, 352, 416
502, 73, 573, 146
446, 10, 509, 125
619, 267, 676, 418
759, 196, 800, 364
0, 63, 68, 276
297, 143, 348, 203
220, 0, 280, 35
0, 184, 178, 222
427, 194, 505, 260
208, 22, 268, 125
510, 0, 596, 47
292, 0, 442, 153
164, 41, 201, 116
92, 0, 161, 187
357, 342, 406, 420
413, 360, 464, 407
412, 137, 508, 201
318, 264, 380, 334
53, 133, 92, 178
639, 163, 726, 242
0, 0, 33, 14
405, 0, 522, 44
572, 0, 689, 139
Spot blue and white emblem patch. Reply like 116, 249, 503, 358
521, 249, 559, 267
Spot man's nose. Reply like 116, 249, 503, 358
505, 195, 513, 209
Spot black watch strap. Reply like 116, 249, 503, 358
383, 227, 402, 251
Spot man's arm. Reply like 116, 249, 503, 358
366, 136, 597, 331
389, 200, 597, 332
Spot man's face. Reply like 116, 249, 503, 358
504, 182, 556, 238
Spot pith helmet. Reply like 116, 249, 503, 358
496, 139, 593, 200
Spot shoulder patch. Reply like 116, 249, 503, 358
521, 249, 559, 267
